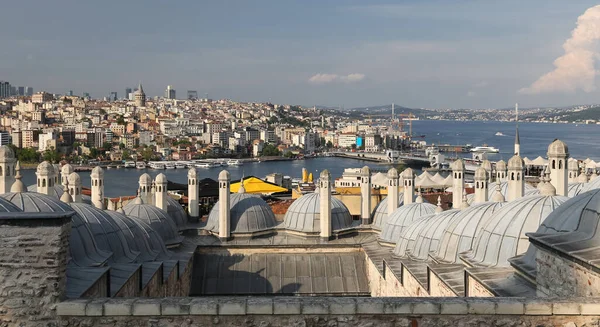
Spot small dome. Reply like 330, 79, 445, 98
460, 194, 568, 267
487, 181, 535, 200
61, 164, 74, 176
568, 158, 579, 171
36, 161, 54, 176
283, 193, 352, 233
1, 191, 111, 267
206, 193, 276, 234
401, 168, 414, 179
379, 201, 437, 244
548, 139, 568, 156
474, 167, 487, 180
68, 172, 81, 185
27, 183, 92, 204
105, 210, 171, 261
139, 173, 152, 185
387, 167, 399, 179
218, 170, 230, 180
481, 160, 492, 173
166, 196, 187, 228
91, 166, 104, 178
371, 193, 425, 230
188, 167, 197, 178
394, 209, 462, 260
568, 182, 586, 197
0, 145, 15, 160
452, 159, 465, 171
361, 166, 371, 176
123, 201, 183, 247
508, 155, 524, 169
69, 203, 140, 263
434, 201, 506, 264
496, 160, 507, 171
155, 173, 167, 184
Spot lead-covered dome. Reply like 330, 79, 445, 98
379, 197, 436, 244
27, 183, 92, 203
205, 193, 276, 234
460, 194, 567, 267
0, 145, 15, 159
371, 193, 424, 230
283, 193, 352, 233
548, 139, 568, 155
166, 196, 187, 229
123, 198, 183, 247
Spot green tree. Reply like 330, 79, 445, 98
119, 143, 125, 149
122, 149, 131, 159
16, 147, 39, 163
43, 147, 61, 163
89, 148, 99, 159
261, 144, 280, 157
351, 144, 357, 150
102, 142, 112, 150
326, 141, 333, 149
116, 115, 125, 125
141, 147, 154, 161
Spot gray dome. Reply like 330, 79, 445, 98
105, 210, 171, 261
394, 209, 462, 260
434, 201, 507, 264
568, 182, 586, 197
371, 193, 424, 230
206, 193, 276, 234
123, 200, 183, 247
379, 201, 436, 244
0, 197, 23, 213
69, 203, 140, 263
461, 194, 567, 267
487, 181, 535, 201
1, 191, 111, 267
27, 184, 92, 204
581, 176, 600, 193
283, 193, 352, 233
166, 196, 187, 229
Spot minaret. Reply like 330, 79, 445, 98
514, 103, 520, 156
154, 173, 168, 211
61, 164, 74, 187
188, 168, 199, 219
36, 161, 54, 196
91, 166, 104, 209
319, 170, 332, 240
481, 160, 492, 183
68, 172, 82, 203
138, 173, 153, 204
495, 160, 507, 182
568, 158, 579, 183
452, 159, 465, 208
10, 161, 24, 193
387, 168, 399, 218
218, 170, 231, 240
402, 168, 415, 205
360, 166, 371, 225
0, 145, 16, 195
507, 154, 525, 201
474, 167, 488, 203
547, 139, 569, 197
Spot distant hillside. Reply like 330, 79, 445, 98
558, 107, 600, 121
343, 104, 432, 118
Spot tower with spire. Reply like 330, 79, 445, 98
134, 82, 146, 107
514, 103, 520, 156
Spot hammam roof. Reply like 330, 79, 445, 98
123, 198, 183, 247
206, 193, 277, 234
379, 198, 436, 244
283, 193, 352, 233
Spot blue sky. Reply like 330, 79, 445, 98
1, 0, 599, 109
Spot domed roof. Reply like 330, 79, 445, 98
61, 163, 74, 176
155, 173, 167, 183
394, 209, 462, 260
433, 201, 507, 264
283, 193, 352, 233
460, 194, 568, 267
36, 161, 54, 176
496, 160, 507, 170
401, 168, 414, 179
123, 200, 183, 247
360, 166, 371, 176
392, 213, 435, 257
379, 200, 437, 244
581, 173, 600, 193
26, 183, 92, 204
205, 193, 276, 234
105, 210, 171, 262
0, 196, 23, 213
91, 166, 103, 178
487, 181, 535, 201
568, 182, 586, 197
548, 139, 568, 155
68, 172, 81, 185
1, 191, 111, 267
474, 167, 487, 180
387, 167, 399, 179
139, 173, 152, 184
371, 193, 425, 230
69, 203, 139, 263
452, 159, 465, 171
166, 196, 187, 229
508, 155, 524, 169
0, 145, 15, 159
219, 170, 230, 180
188, 167, 197, 178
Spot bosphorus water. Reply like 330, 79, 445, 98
19, 120, 600, 197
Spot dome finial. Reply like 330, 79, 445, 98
435, 196, 443, 213
10, 161, 25, 193
491, 182, 505, 202
238, 174, 246, 194
415, 191, 424, 203
461, 191, 470, 209
117, 197, 125, 214
539, 166, 556, 196
60, 178, 72, 203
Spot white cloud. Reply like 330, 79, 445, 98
308, 73, 365, 84
519, 5, 600, 94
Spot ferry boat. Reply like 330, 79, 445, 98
149, 162, 165, 169
124, 161, 136, 168
495, 132, 505, 136
164, 162, 175, 169
195, 161, 219, 169
136, 161, 146, 169
175, 162, 187, 169
470, 146, 500, 153
227, 159, 242, 166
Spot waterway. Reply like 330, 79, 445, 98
18, 120, 600, 197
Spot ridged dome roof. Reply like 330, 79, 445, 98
461, 194, 567, 267
36, 161, 54, 176
123, 200, 183, 247
69, 203, 139, 263
1, 191, 111, 267
379, 200, 437, 244
105, 210, 171, 261
581, 174, 600, 193
283, 193, 352, 233
548, 139, 568, 155
61, 163, 74, 176
0, 145, 15, 159
371, 193, 424, 230
27, 184, 92, 204
393, 209, 462, 260
206, 193, 276, 234
166, 196, 187, 229
568, 182, 586, 197
433, 201, 507, 264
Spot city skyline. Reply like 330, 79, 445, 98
1, 1, 600, 109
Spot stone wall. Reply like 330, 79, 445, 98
535, 246, 600, 297
141, 265, 163, 297
0, 213, 72, 325
366, 257, 406, 296
467, 275, 495, 297
56, 297, 600, 327
178, 259, 193, 296
115, 268, 141, 298
81, 273, 109, 298
429, 269, 458, 297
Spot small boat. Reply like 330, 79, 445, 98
149, 162, 165, 169
195, 161, 219, 168
470, 146, 500, 153
227, 159, 242, 166
136, 162, 146, 169
124, 161, 136, 168
175, 162, 187, 169
495, 132, 504, 136
164, 162, 175, 169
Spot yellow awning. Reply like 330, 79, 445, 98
230, 177, 288, 194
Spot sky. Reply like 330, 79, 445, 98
1, 0, 600, 109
